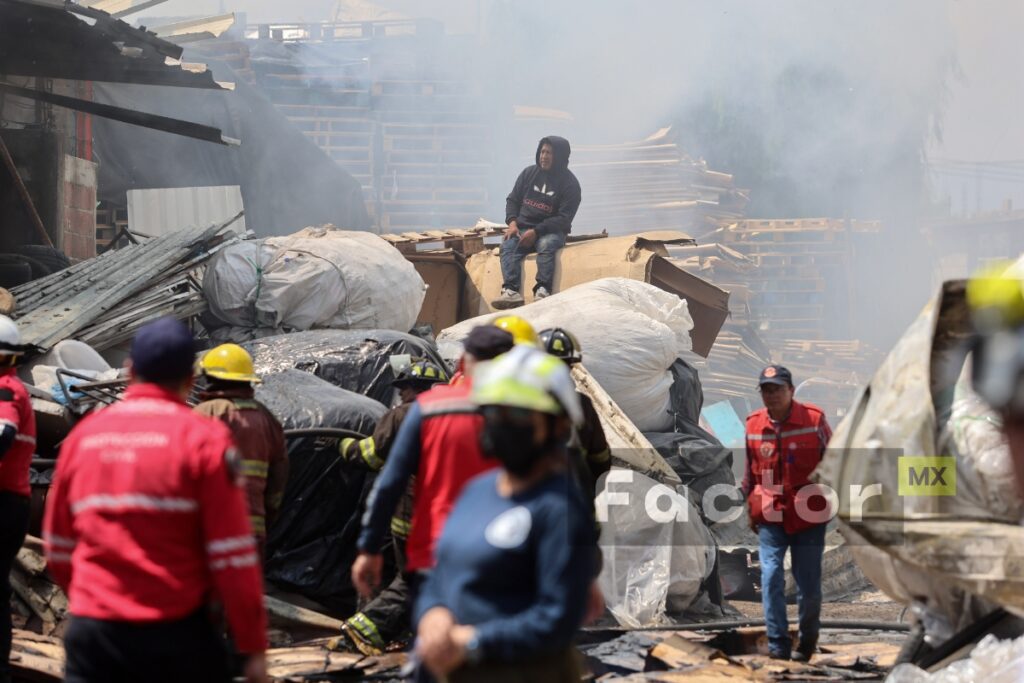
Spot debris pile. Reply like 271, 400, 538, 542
581, 627, 902, 680
9, 537, 66, 637
11, 215, 243, 354
571, 127, 750, 236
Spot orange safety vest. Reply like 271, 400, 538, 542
745, 400, 832, 534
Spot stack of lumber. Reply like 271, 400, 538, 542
376, 119, 490, 232
571, 128, 749, 236
703, 218, 880, 341
11, 214, 242, 354
774, 338, 883, 385
691, 322, 773, 406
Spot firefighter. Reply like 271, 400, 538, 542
194, 343, 287, 556
351, 325, 514, 605
0, 316, 35, 683
43, 318, 268, 683
743, 365, 832, 662
334, 359, 448, 654
448, 316, 536, 385
414, 345, 599, 680
537, 327, 610, 497
494, 314, 539, 347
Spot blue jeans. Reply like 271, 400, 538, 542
499, 230, 566, 294
758, 523, 825, 654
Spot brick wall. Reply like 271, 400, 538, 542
61, 155, 97, 260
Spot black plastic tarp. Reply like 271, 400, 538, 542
245, 329, 448, 407
646, 359, 735, 505
256, 368, 383, 432
258, 369, 388, 612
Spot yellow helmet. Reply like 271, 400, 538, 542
472, 345, 583, 424
967, 261, 1024, 330
199, 344, 261, 384
493, 315, 539, 347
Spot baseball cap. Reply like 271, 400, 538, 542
130, 317, 197, 383
758, 364, 793, 387
463, 325, 514, 361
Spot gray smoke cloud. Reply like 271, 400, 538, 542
142, 0, 1021, 349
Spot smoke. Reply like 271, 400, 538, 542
145, 0, 1021, 348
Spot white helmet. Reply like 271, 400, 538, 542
0, 316, 24, 356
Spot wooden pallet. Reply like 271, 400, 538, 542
380, 227, 504, 255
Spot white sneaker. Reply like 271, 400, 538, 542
492, 287, 524, 310
535, 286, 551, 300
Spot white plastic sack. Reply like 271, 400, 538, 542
596, 470, 715, 627
203, 227, 425, 333
886, 633, 1024, 682
438, 278, 693, 432
941, 359, 1023, 522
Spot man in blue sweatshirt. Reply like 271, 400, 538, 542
492, 136, 582, 310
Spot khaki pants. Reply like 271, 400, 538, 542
447, 647, 581, 683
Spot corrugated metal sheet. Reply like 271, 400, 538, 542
127, 186, 246, 237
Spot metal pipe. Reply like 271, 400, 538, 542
583, 619, 911, 634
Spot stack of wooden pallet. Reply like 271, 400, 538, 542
571, 128, 749, 236
253, 51, 377, 210
245, 25, 490, 232
374, 80, 490, 232
693, 321, 773, 405
379, 225, 504, 255
706, 218, 876, 340
774, 339, 883, 384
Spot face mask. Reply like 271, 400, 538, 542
479, 407, 560, 477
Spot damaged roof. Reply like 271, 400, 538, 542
0, 0, 227, 90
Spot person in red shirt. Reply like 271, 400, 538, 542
743, 365, 833, 662
0, 315, 35, 683
43, 318, 268, 683
351, 325, 514, 602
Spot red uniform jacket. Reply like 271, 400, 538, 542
42, 383, 268, 653
408, 383, 495, 571
0, 367, 36, 497
744, 400, 832, 534
194, 388, 288, 541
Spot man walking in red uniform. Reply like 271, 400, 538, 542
743, 365, 832, 662
43, 318, 268, 683
0, 316, 35, 683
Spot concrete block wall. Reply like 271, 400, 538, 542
61, 155, 97, 260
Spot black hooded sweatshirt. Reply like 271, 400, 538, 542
505, 136, 581, 235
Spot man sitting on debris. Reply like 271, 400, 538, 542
743, 365, 832, 662
351, 325, 513, 608
333, 359, 448, 655
44, 319, 268, 683
413, 345, 600, 679
0, 316, 36, 683
492, 136, 582, 310
194, 343, 288, 558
